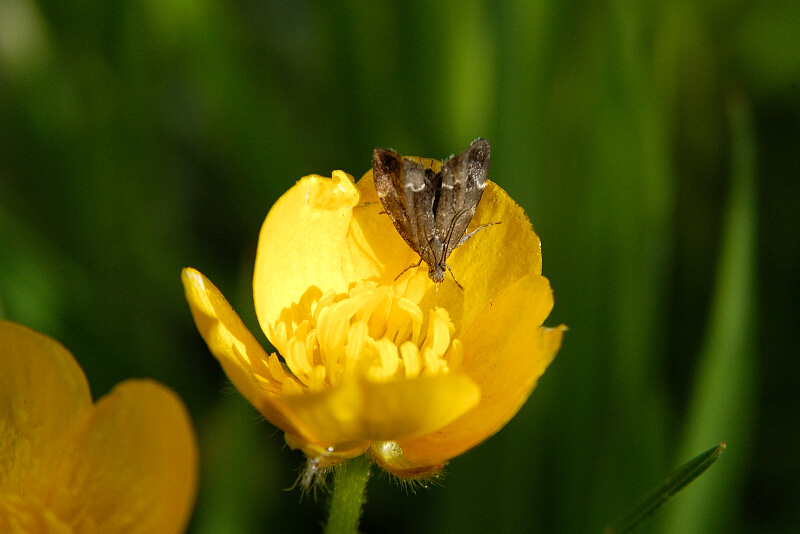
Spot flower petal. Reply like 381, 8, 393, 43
357, 173, 543, 337
396, 274, 565, 466
47, 380, 198, 534
0, 321, 91, 499
273, 374, 481, 448
181, 268, 306, 439
253, 172, 381, 340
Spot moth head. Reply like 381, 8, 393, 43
428, 262, 447, 284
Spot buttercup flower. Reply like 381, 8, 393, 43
0, 321, 198, 533
182, 158, 564, 478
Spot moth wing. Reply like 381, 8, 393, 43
373, 148, 414, 249
373, 149, 436, 256
438, 138, 490, 255
402, 157, 438, 252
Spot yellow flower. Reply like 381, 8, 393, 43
182, 160, 564, 478
0, 321, 198, 533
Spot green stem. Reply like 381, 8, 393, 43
324, 454, 372, 534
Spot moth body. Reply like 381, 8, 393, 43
372, 138, 496, 289
421, 236, 447, 283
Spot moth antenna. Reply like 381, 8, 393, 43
455, 221, 502, 249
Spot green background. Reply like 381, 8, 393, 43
1, 0, 797, 532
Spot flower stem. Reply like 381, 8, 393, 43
324, 454, 372, 534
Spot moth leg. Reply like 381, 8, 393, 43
455, 221, 502, 249
444, 263, 464, 291
443, 208, 473, 251
394, 257, 424, 281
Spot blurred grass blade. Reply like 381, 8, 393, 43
606, 442, 727, 534
662, 94, 759, 533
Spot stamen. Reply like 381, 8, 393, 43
446, 339, 464, 373
344, 321, 369, 380
366, 339, 400, 382
286, 338, 313, 386
265, 278, 462, 393
400, 342, 421, 379
308, 366, 327, 392
267, 353, 289, 383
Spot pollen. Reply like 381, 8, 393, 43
267, 271, 462, 394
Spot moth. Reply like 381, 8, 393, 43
372, 138, 499, 289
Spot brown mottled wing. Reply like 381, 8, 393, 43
401, 158, 438, 254
437, 138, 490, 257
372, 148, 436, 256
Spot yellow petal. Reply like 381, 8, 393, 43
181, 268, 307, 440
397, 274, 565, 466
253, 172, 378, 339
348, 172, 426, 285
0, 321, 92, 499
47, 380, 197, 534
273, 374, 481, 448
357, 173, 543, 337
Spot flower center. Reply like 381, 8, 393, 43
267, 271, 463, 394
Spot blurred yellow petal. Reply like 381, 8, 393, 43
48, 380, 197, 534
0, 321, 91, 499
397, 274, 565, 466
1, 322, 199, 533
0, 495, 71, 533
